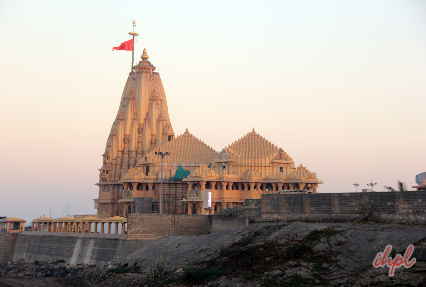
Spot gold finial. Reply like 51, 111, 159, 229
141, 48, 149, 60
185, 128, 189, 133
252, 128, 255, 133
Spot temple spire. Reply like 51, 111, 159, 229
141, 48, 149, 60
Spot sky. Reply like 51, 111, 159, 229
0, 1, 425, 224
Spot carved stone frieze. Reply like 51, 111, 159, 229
218, 148, 231, 159
186, 188, 201, 198
122, 188, 133, 199
188, 163, 218, 178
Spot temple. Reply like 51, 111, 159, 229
95, 49, 323, 218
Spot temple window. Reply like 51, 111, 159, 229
279, 167, 284, 173
168, 136, 172, 142
146, 166, 150, 176
106, 171, 109, 174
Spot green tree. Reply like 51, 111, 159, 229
384, 180, 407, 192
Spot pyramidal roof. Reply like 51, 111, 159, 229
147, 129, 219, 164
226, 129, 278, 160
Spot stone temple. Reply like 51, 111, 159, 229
95, 49, 323, 218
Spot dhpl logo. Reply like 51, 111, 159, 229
373, 244, 416, 276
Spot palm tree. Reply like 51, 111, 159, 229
384, 180, 407, 192
397, 180, 407, 191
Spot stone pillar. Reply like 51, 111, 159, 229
123, 203, 128, 218
187, 182, 192, 193
42, 222, 45, 232
210, 202, 216, 215
210, 181, 216, 191
249, 182, 255, 191
132, 182, 138, 192
121, 223, 126, 234
6, 222, 10, 232
115, 222, 119, 234
313, 184, 318, 193
298, 183, 306, 191
148, 183, 154, 197
221, 182, 226, 191
238, 182, 243, 191
289, 183, 295, 191
243, 183, 249, 192
32, 222, 35, 231
187, 202, 192, 214
108, 222, 112, 234
94, 222, 98, 233
278, 183, 284, 191
101, 222, 104, 234
200, 202, 206, 215
200, 181, 206, 190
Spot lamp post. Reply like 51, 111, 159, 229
353, 182, 360, 192
367, 181, 377, 192
155, 151, 170, 214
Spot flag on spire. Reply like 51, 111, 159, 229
112, 39, 134, 51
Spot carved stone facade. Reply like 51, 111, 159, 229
95, 50, 323, 218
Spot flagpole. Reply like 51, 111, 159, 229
128, 20, 139, 73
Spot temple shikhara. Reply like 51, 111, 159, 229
95, 48, 323, 218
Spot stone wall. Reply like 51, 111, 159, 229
211, 216, 248, 232
127, 214, 211, 240
243, 199, 262, 220
0, 232, 17, 263
134, 197, 153, 213
11, 232, 151, 265
260, 191, 426, 224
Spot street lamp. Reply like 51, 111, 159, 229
353, 182, 360, 192
367, 181, 377, 192
155, 151, 170, 214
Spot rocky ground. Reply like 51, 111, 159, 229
1, 222, 426, 286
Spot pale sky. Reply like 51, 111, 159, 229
1, 1, 425, 224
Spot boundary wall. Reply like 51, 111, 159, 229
12, 232, 152, 265
211, 216, 248, 232
256, 191, 426, 224
127, 214, 211, 240
0, 232, 17, 263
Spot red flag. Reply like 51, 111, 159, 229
112, 39, 134, 51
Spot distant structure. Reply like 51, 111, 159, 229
416, 172, 426, 185
413, 173, 426, 191
0, 217, 26, 233
95, 49, 323, 218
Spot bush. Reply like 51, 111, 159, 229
146, 258, 170, 279
355, 198, 377, 222
218, 205, 242, 218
